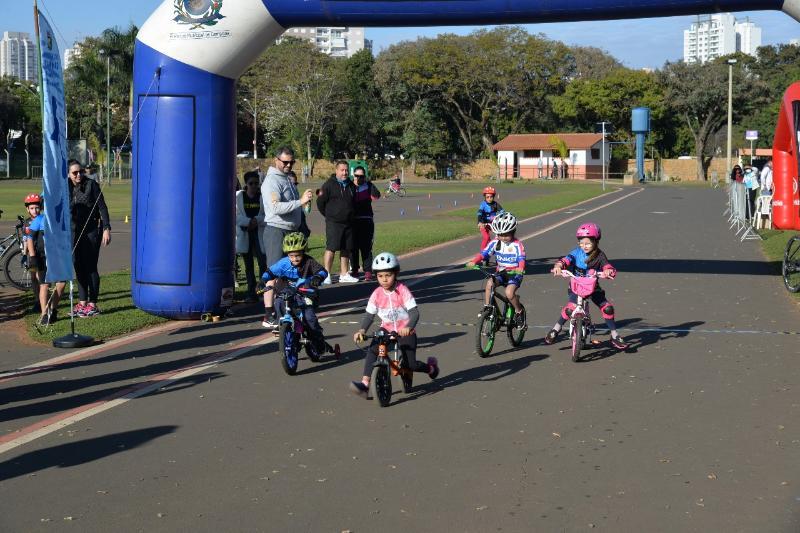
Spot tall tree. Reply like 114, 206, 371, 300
659, 57, 768, 180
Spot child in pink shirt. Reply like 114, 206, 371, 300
350, 252, 440, 397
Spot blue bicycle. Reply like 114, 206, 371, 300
269, 278, 340, 375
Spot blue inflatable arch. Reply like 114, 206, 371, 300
133, 0, 800, 318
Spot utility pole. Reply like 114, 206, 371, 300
597, 121, 611, 191
726, 58, 737, 175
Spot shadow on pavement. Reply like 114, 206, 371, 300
391, 353, 549, 406
0, 425, 178, 482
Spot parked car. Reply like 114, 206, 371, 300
236, 151, 253, 159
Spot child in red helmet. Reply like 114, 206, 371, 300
22, 193, 65, 325
476, 186, 504, 250
545, 222, 629, 350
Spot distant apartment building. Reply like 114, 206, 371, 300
683, 14, 762, 63
0, 31, 38, 82
281, 27, 367, 57
64, 44, 82, 70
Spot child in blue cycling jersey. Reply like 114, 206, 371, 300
545, 222, 629, 350
259, 233, 328, 347
466, 211, 526, 327
22, 193, 65, 325
476, 186, 503, 250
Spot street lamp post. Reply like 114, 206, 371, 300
726, 58, 737, 176
596, 121, 611, 191
242, 89, 258, 159
99, 49, 119, 183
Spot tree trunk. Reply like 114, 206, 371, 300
306, 133, 314, 178
694, 139, 706, 181
411, 157, 417, 176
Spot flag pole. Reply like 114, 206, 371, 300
34, 0, 93, 348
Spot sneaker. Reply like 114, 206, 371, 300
83, 303, 100, 317
339, 273, 359, 283
610, 335, 629, 350
544, 328, 559, 345
478, 305, 493, 318
364, 271, 373, 282
38, 313, 50, 326
514, 309, 526, 327
71, 303, 85, 317
349, 381, 369, 398
261, 314, 278, 329
427, 357, 439, 379
322, 276, 333, 285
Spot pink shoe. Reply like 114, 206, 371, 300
364, 271, 373, 282
71, 303, 86, 317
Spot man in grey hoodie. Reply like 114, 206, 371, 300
260, 146, 313, 268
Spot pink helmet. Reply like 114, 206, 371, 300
576, 222, 601, 240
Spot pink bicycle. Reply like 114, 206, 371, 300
557, 270, 607, 362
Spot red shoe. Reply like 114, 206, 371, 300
364, 271, 373, 282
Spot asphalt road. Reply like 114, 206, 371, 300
2, 185, 799, 532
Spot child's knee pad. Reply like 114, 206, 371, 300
561, 302, 576, 320
600, 302, 615, 320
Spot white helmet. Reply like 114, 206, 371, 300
372, 252, 400, 272
490, 211, 517, 234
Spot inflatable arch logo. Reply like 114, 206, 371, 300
133, 0, 800, 318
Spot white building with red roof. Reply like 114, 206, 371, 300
493, 133, 610, 180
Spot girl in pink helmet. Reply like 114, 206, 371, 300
544, 222, 629, 350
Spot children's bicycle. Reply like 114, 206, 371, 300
266, 279, 340, 375
356, 329, 413, 407
385, 182, 406, 198
0, 212, 32, 291
467, 265, 526, 357
557, 270, 604, 362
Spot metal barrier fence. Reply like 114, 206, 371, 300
725, 180, 761, 241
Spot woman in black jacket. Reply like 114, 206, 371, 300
68, 159, 111, 317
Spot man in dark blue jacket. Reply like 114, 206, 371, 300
316, 160, 358, 284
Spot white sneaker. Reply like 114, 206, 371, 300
339, 273, 359, 283
322, 276, 333, 285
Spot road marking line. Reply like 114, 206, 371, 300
0, 188, 645, 454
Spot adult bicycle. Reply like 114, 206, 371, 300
467, 265, 526, 357
355, 329, 413, 407
0, 211, 32, 291
782, 235, 800, 292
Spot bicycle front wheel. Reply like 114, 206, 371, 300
783, 236, 800, 293
571, 314, 584, 363
373, 365, 392, 407
278, 323, 299, 375
475, 309, 496, 357
4, 248, 32, 291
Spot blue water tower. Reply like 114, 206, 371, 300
631, 107, 650, 183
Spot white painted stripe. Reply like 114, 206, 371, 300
137, 0, 284, 79
0, 188, 644, 454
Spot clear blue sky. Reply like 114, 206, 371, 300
5, 0, 800, 69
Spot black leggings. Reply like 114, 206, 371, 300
73, 229, 101, 303
351, 219, 375, 274
361, 329, 428, 377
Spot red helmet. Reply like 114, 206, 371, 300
576, 222, 601, 240
482, 186, 496, 196
24, 193, 42, 206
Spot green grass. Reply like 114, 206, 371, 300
758, 228, 792, 272
0, 180, 134, 221
24, 269, 167, 344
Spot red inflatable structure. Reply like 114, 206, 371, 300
772, 82, 800, 230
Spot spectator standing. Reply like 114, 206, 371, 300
537, 157, 543, 179
68, 159, 111, 317
317, 160, 358, 284
560, 158, 568, 179
760, 160, 773, 195
350, 167, 381, 281
236, 170, 266, 303
551, 159, 558, 179
260, 147, 313, 268
743, 165, 759, 219
730, 164, 744, 183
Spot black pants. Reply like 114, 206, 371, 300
747, 189, 758, 220
351, 219, 375, 275
242, 230, 266, 298
73, 228, 101, 303
361, 329, 428, 377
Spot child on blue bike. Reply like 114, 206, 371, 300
466, 211, 526, 327
545, 222, 629, 350
260, 232, 328, 348
350, 252, 439, 398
